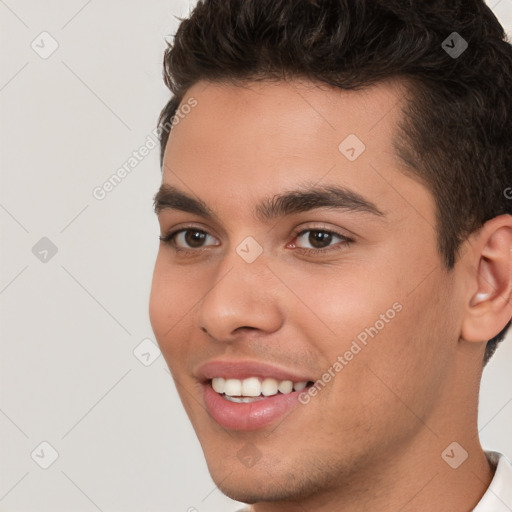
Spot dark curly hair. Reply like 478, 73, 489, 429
157, 0, 512, 365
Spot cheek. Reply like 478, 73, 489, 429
330, 274, 455, 437
280, 259, 406, 356
149, 261, 172, 342
148, 256, 197, 363
283, 256, 452, 409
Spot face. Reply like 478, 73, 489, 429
149, 79, 465, 504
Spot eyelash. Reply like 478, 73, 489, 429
158, 226, 354, 256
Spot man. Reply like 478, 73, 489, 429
149, 1, 512, 510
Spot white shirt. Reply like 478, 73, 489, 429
473, 451, 512, 511
235, 451, 512, 512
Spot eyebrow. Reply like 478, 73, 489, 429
153, 183, 385, 221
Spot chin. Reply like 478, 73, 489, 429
204, 453, 329, 506
213, 473, 295, 505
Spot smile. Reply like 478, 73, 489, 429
211, 377, 313, 402
202, 378, 315, 430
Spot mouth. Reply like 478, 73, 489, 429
196, 359, 317, 431
209, 377, 315, 403
202, 379, 315, 431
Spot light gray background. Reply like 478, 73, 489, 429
1, 1, 511, 511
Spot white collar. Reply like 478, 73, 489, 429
473, 451, 512, 511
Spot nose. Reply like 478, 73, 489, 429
197, 254, 283, 343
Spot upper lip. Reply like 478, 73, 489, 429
195, 359, 315, 383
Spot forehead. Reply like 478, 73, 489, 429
161, 78, 434, 227
166, 78, 407, 161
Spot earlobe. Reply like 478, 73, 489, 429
461, 215, 512, 343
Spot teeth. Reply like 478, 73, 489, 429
224, 395, 266, 403
224, 379, 242, 396
212, 377, 225, 393
278, 380, 293, 394
293, 381, 308, 391
261, 378, 278, 396
241, 377, 261, 397
211, 377, 310, 398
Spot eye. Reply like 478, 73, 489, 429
159, 228, 219, 250
159, 226, 353, 255
290, 228, 353, 253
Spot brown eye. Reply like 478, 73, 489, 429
292, 229, 352, 253
159, 228, 219, 250
308, 230, 333, 249
184, 230, 208, 248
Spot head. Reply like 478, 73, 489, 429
149, 0, 512, 506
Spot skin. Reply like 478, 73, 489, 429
149, 78, 512, 511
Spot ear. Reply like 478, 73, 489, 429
461, 214, 512, 343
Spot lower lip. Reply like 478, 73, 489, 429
203, 382, 305, 431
